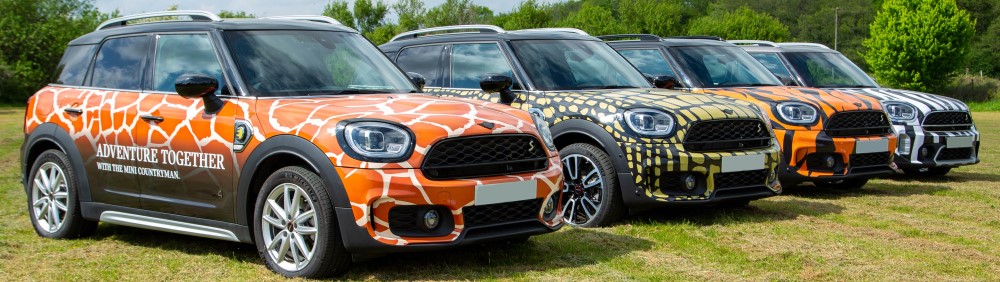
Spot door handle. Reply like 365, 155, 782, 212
64, 108, 83, 114
141, 115, 164, 122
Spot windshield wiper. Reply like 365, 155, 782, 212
307, 89, 395, 95
821, 84, 876, 88
719, 83, 781, 87
578, 85, 636, 90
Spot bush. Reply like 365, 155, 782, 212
938, 75, 1000, 102
686, 6, 790, 41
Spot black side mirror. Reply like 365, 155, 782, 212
642, 73, 654, 84
175, 73, 224, 114
480, 74, 516, 105
407, 72, 425, 92
775, 75, 797, 86
652, 75, 678, 89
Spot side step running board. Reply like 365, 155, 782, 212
100, 211, 240, 242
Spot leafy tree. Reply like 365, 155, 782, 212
353, 0, 389, 34
423, 0, 493, 27
493, 0, 552, 31
863, 0, 975, 91
217, 10, 255, 18
686, 6, 790, 41
392, 0, 425, 30
365, 24, 400, 45
0, 0, 112, 102
966, 19, 1000, 77
556, 3, 624, 35
617, 0, 685, 36
322, 0, 356, 29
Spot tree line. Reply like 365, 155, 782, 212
1, 0, 995, 102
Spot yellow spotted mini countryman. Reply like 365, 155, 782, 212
381, 25, 783, 227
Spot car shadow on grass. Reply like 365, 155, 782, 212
881, 171, 1000, 184
90, 225, 260, 263
344, 228, 651, 280
780, 180, 950, 200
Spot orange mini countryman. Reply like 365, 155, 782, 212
22, 11, 562, 278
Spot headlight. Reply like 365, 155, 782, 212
528, 108, 557, 150
882, 102, 917, 122
775, 102, 818, 124
340, 121, 413, 162
623, 108, 676, 137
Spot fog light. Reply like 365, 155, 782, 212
423, 209, 440, 230
543, 197, 555, 215
920, 147, 929, 158
824, 156, 836, 168
684, 174, 697, 191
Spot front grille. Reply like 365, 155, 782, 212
924, 112, 973, 131
463, 199, 541, 227
684, 119, 771, 152
422, 134, 548, 179
825, 111, 892, 137
850, 152, 891, 168
713, 169, 768, 189
937, 147, 973, 161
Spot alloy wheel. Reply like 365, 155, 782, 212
31, 162, 69, 233
560, 154, 605, 226
261, 183, 319, 271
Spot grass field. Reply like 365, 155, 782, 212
1, 109, 998, 281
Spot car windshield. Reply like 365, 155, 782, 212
669, 46, 782, 88
782, 52, 879, 88
509, 40, 651, 91
224, 30, 416, 97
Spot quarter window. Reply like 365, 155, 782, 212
152, 34, 224, 94
395, 45, 445, 87
451, 43, 518, 89
91, 36, 149, 90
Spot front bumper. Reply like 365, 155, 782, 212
332, 156, 563, 254
617, 141, 782, 211
776, 129, 898, 183
893, 124, 980, 169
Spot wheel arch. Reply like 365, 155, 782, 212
22, 123, 92, 202
236, 135, 351, 227
550, 119, 630, 174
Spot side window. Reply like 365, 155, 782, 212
53, 45, 97, 86
451, 43, 518, 89
750, 53, 792, 78
618, 49, 675, 78
91, 36, 149, 90
152, 34, 224, 94
395, 45, 445, 87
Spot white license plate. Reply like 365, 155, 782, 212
475, 180, 536, 206
947, 136, 974, 148
855, 139, 889, 154
721, 154, 766, 173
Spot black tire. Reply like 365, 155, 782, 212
558, 143, 625, 227
252, 166, 351, 278
813, 178, 868, 190
26, 149, 97, 239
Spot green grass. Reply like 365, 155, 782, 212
2, 109, 999, 280
968, 100, 1000, 112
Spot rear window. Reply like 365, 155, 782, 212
90, 36, 150, 90
52, 45, 97, 86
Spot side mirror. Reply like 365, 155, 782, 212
480, 74, 516, 105
642, 73, 655, 84
407, 72, 426, 92
175, 73, 224, 114
652, 75, 678, 89
775, 75, 797, 86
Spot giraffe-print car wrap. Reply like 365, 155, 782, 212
828, 88, 979, 168
427, 87, 783, 202
25, 86, 563, 246
688, 86, 899, 179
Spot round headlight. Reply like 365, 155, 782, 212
775, 102, 818, 124
623, 108, 676, 137
528, 108, 557, 150
882, 102, 917, 122
342, 121, 413, 161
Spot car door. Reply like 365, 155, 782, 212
134, 32, 237, 222
86, 35, 153, 209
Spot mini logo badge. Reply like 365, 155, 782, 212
478, 121, 495, 129
528, 140, 536, 152
234, 120, 252, 152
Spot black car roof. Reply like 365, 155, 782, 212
599, 34, 739, 49
734, 42, 839, 54
379, 26, 601, 52
70, 19, 356, 45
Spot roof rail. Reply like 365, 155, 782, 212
511, 28, 589, 35
261, 15, 343, 25
389, 25, 506, 42
95, 10, 221, 31
728, 40, 779, 47
597, 34, 663, 42
667, 35, 725, 41
778, 42, 832, 49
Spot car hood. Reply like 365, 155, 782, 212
544, 88, 766, 121
697, 86, 883, 113
828, 87, 969, 113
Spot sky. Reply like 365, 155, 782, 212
93, 0, 561, 20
